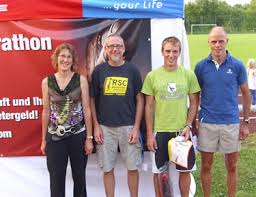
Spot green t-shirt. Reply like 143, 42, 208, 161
142, 66, 200, 132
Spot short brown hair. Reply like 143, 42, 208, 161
51, 43, 78, 71
161, 36, 181, 52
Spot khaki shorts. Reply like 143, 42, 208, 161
198, 123, 240, 153
96, 125, 142, 172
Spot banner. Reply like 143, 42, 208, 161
0, 19, 151, 156
82, 0, 184, 19
0, 0, 184, 21
0, 0, 82, 21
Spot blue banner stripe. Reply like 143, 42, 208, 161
82, 0, 184, 19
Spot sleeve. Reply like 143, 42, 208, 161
194, 63, 203, 88
141, 72, 154, 96
90, 68, 99, 97
237, 63, 248, 85
188, 70, 201, 94
132, 66, 143, 95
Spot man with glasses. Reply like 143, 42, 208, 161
90, 34, 144, 197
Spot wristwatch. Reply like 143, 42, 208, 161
185, 124, 193, 129
87, 136, 93, 139
243, 118, 250, 124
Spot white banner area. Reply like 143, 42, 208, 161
0, 18, 190, 197
0, 153, 192, 197
0, 154, 153, 197
151, 19, 190, 70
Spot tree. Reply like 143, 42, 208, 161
184, 0, 253, 33
245, 0, 256, 31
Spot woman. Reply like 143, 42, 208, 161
41, 43, 93, 197
247, 58, 256, 105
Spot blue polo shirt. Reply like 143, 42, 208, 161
195, 51, 247, 124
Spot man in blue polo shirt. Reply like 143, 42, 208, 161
195, 26, 251, 197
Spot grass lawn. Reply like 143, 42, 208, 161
192, 133, 256, 197
188, 34, 256, 70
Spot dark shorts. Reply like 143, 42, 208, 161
153, 132, 196, 172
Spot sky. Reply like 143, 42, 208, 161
185, 0, 251, 6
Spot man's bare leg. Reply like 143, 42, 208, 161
179, 172, 190, 197
127, 170, 139, 197
158, 164, 171, 197
153, 173, 163, 197
225, 152, 239, 197
104, 169, 115, 197
201, 152, 214, 197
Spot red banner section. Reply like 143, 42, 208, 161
0, 0, 82, 21
0, 19, 151, 156
0, 0, 184, 21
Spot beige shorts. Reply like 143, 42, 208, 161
197, 123, 241, 153
96, 125, 142, 172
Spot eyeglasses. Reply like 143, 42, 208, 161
106, 44, 124, 50
58, 54, 72, 59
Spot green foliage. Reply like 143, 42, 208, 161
185, 0, 256, 33
192, 133, 256, 197
188, 34, 256, 69
245, 0, 256, 30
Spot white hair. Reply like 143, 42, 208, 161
247, 58, 256, 67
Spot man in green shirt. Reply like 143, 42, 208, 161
142, 36, 200, 197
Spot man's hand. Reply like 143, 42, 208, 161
181, 126, 190, 141
147, 134, 157, 152
239, 124, 250, 140
94, 124, 104, 144
128, 127, 139, 144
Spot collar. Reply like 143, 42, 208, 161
107, 61, 126, 68
206, 50, 232, 64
